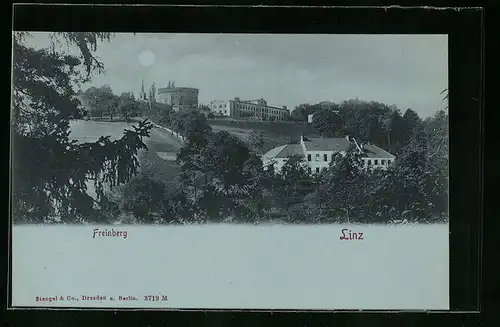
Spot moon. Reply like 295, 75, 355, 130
137, 49, 156, 67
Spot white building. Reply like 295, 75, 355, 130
262, 135, 396, 174
208, 98, 289, 121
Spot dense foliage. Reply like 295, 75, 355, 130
12, 33, 448, 225
11, 32, 152, 223
115, 98, 448, 224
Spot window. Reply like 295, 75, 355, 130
316, 167, 320, 173
374, 159, 378, 165
388, 160, 391, 165
308, 167, 312, 174
324, 154, 328, 161
307, 154, 311, 161
368, 160, 372, 165
381, 159, 386, 165
315, 154, 320, 162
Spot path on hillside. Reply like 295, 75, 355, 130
145, 124, 184, 153
128, 117, 183, 156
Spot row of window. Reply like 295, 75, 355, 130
365, 159, 391, 165
235, 104, 287, 116
307, 153, 333, 162
306, 153, 392, 165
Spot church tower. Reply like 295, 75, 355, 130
140, 79, 147, 101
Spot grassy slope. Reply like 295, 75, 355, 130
208, 120, 320, 154
138, 149, 181, 186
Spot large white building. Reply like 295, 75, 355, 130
208, 97, 289, 121
262, 135, 396, 174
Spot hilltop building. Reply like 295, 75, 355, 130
157, 81, 199, 111
262, 135, 395, 174
138, 80, 160, 112
208, 97, 290, 121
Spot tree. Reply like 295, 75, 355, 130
121, 174, 167, 223
441, 88, 449, 110
176, 129, 261, 222
402, 108, 423, 142
80, 86, 103, 118
290, 103, 322, 121
312, 146, 368, 223
172, 109, 212, 147
274, 154, 314, 222
11, 32, 152, 223
312, 107, 343, 137
80, 84, 118, 120
248, 130, 265, 151
100, 85, 119, 121
118, 91, 138, 122
157, 104, 174, 126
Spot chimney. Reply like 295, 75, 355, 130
352, 137, 363, 153
300, 135, 304, 143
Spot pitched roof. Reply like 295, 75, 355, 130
361, 144, 396, 159
302, 136, 395, 158
263, 144, 304, 159
275, 144, 304, 158
302, 137, 351, 152
262, 145, 287, 159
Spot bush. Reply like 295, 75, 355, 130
121, 174, 167, 223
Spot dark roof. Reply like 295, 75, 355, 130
263, 144, 304, 159
158, 87, 199, 93
302, 137, 351, 152
262, 145, 287, 159
302, 136, 395, 158
361, 144, 396, 159
275, 144, 304, 158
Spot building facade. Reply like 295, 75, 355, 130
157, 81, 199, 111
208, 98, 290, 121
262, 135, 396, 174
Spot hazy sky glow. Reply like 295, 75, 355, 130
24, 32, 448, 118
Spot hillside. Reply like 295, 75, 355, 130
208, 119, 320, 154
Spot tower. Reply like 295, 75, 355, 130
140, 79, 147, 101
149, 82, 156, 103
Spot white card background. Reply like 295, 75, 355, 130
12, 224, 449, 309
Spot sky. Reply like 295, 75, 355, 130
23, 33, 448, 118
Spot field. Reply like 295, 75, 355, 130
208, 119, 320, 154
11, 223, 449, 309
69, 120, 182, 194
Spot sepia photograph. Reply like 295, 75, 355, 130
11, 32, 449, 310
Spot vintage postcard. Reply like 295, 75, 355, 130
10, 32, 449, 310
